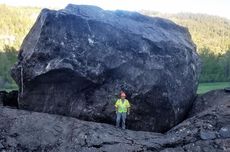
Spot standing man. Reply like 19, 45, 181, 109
115, 91, 131, 129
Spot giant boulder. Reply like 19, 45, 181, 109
11, 4, 201, 132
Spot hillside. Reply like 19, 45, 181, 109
141, 11, 230, 54
0, 4, 40, 51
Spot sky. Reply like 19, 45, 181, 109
0, 0, 230, 19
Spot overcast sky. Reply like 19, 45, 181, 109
0, 0, 230, 19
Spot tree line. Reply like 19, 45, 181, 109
0, 45, 18, 90
199, 48, 230, 82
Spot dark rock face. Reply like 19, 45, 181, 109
189, 89, 230, 117
0, 90, 229, 152
11, 4, 201, 132
224, 87, 230, 92
0, 90, 18, 108
0, 91, 7, 106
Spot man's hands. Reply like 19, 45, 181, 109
127, 108, 130, 115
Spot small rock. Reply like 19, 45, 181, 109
0, 143, 4, 149
219, 126, 230, 138
200, 130, 216, 140
6, 137, 17, 147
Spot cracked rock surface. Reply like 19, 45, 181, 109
189, 89, 230, 117
11, 4, 201, 132
0, 90, 229, 152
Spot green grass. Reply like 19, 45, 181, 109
197, 82, 230, 94
0, 83, 18, 92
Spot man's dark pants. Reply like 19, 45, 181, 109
116, 112, 127, 129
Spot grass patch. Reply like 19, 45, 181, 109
197, 82, 230, 94
0, 83, 18, 92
